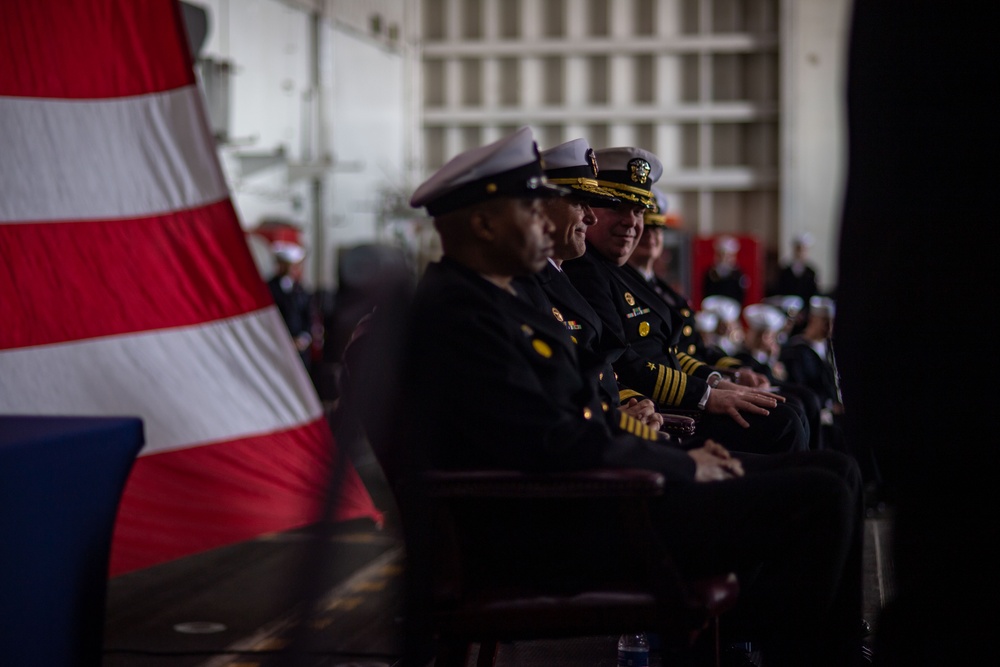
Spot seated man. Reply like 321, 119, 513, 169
780, 297, 882, 490
561, 147, 808, 456
393, 126, 866, 667
513, 137, 664, 432
626, 191, 771, 384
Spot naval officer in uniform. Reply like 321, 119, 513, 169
561, 147, 808, 456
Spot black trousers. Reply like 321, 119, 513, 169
653, 449, 865, 667
695, 401, 810, 455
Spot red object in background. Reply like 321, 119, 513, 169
250, 219, 303, 247
690, 234, 764, 311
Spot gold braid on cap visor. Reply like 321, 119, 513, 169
594, 179, 656, 207
547, 177, 622, 200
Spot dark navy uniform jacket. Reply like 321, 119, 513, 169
623, 265, 743, 372
397, 257, 690, 478
562, 245, 714, 411
702, 265, 749, 305
779, 336, 841, 409
515, 261, 625, 408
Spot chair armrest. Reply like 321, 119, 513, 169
658, 412, 698, 436
422, 468, 665, 499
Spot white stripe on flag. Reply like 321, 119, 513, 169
0, 307, 322, 455
0, 86, 228, 223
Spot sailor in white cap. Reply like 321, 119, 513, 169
562, 145, 808, 456
738, 302, 830, 452
512, 138, 665, 432
700, 294, 745, 357
267, 240, 315, 366
741, 303, 789, 378
626, 193, 778, 393
694, 309, 720, 349
779, 295, 841, 423
771, 232, 820, 320
762, 294, 806, 343
703, 233, 750, 306
626, 186, 706, 358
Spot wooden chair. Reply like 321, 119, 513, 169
390, 466, 740, 667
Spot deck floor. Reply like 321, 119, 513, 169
102, 455, 893, 667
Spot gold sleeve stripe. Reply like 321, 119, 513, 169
664, 368, 686, 405
619, 388, 644, 402
652, 364, 686, 406
652, 363, 668, 404
619, 412, 657, 441
717, 357, 742, 369
677, 351, 706, 374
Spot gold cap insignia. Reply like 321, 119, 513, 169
628, 158, 651, 184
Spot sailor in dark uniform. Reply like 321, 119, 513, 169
779, 296, 842, 417
561, 147, 808, 456
267, 241, 315, 367
739, 303, 825, 451
771, 233, 820, 319
514, 138, 684, 437
395, 127, 866, 667
626, 188, 729, 364
778, 297, 881, 488
703, 234, 750, 305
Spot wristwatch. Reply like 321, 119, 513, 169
697, 386, 712, 410
706, 371, 723, 388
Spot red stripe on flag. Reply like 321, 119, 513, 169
0, 200, 273, 350
0, 0, 193, 98
109, 417, 384, 576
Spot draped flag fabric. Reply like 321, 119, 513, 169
0, 0, 382, 575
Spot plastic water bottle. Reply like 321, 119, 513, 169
617, 632, 650, 667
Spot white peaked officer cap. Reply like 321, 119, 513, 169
762, 294, 805, 317
714, 235, 740, 254
809, 295, 836, 318
272, 241, 305, 264
743, 304, 787, 332
793, 232, 814, 247
694, 310, 719, 333
701, 295, 742, 324
540, 138, 621, 207
410, 126, 568, 217
591, 147, 664, 209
